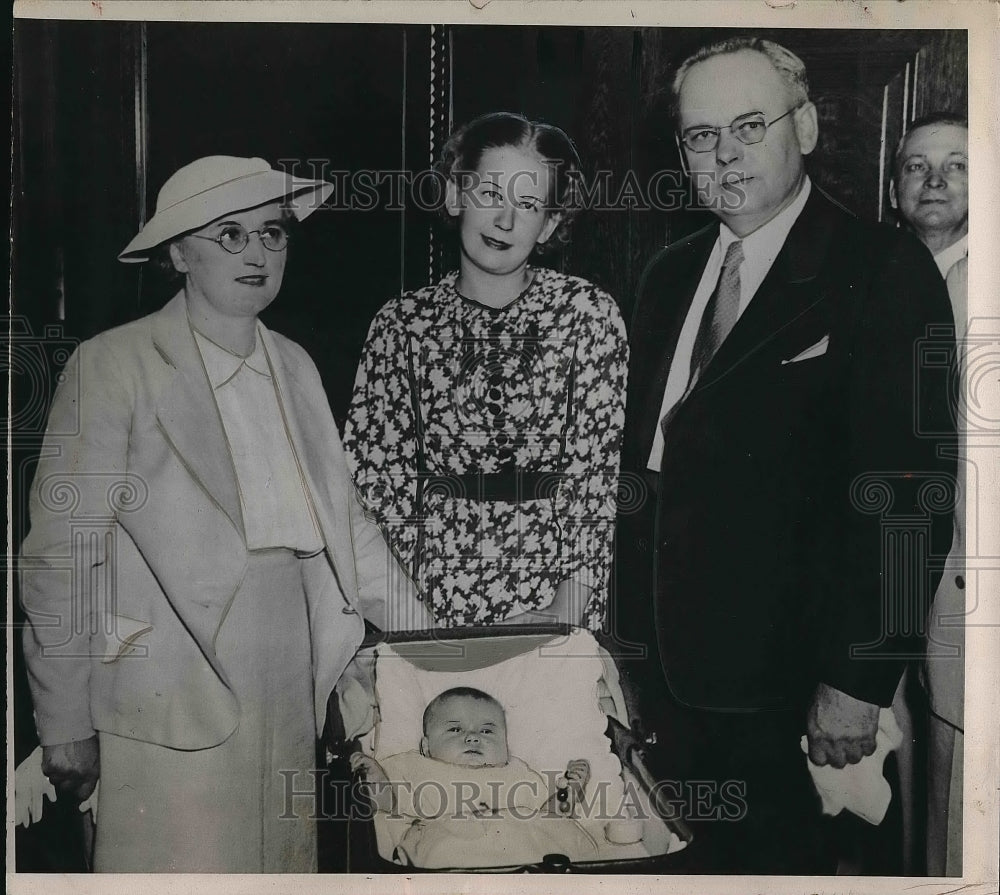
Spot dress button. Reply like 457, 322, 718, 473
956, 575, 965, 590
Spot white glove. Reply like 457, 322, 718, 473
79, 780, 100, 823
15, 745, 100, 827
14, 746, 57, 827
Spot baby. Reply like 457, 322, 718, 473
350, 687, 597, 867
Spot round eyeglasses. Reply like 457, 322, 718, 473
191, 224, 290, 254
679, 105, 802, 153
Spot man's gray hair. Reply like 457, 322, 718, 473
671, 37, 810, 116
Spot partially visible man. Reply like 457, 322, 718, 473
619, 37, 956, 873
892, 113, 969, 325
891, 112, 969, 876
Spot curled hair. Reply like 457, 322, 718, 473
892, 111, 968, 181
149, 242, 185, 286
434, 111, 583, 253
671, 37, 810, 118
422, 687, 503, 736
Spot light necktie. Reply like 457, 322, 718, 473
690, 238, 744, 381
660, 239, 744, 438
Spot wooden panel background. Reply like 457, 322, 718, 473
880, 30, 969, 223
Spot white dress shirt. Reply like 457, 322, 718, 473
933, 234, 968, 279
194, 326, 323, 551
647, 178, 813, 471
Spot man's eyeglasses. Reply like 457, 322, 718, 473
191, 224, 290, 254
679, 105, 802, 153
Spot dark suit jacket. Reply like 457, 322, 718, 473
618, 188, 956, 714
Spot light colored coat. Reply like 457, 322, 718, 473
20, 292, 403, 751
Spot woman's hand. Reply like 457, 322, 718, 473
372, 564, 438, 632
406, 594, 438, 631
41, 736, 100, 802
551, 579, 591, 626
14, 747, 57, 827
499, 579, 591, 627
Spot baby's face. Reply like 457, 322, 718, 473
421, 695, 510, 768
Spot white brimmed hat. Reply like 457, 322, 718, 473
118, 155, 333, 262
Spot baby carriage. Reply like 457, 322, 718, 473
325, 624, 695, 873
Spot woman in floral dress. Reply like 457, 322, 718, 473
344, 113, 627, 630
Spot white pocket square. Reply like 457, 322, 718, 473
781, 334, 829, 365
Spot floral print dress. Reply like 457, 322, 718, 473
344, 267, 627, 630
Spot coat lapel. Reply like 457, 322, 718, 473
259, 327, 355, 591
632, 226, 717, 462
150, 293, 245, 538
695, 188, 842, 391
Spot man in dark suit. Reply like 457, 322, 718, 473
617, 37, 955, 872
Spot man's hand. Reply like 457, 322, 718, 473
806, 683, 880, 769
41, 736, 100, 801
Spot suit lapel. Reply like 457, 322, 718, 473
633, 227, 718, 459
150, 293, 245, 538
695, 189, 842, 391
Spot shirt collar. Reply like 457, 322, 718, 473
719, 176, 812, 260
193, 324, 271, 389
933, 234, 968, 278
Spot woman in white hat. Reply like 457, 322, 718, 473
20, 156, 432, 872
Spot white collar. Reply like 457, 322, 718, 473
718, 176, 812, 259
933, 234, 969, 278
193, 324, 271, 389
